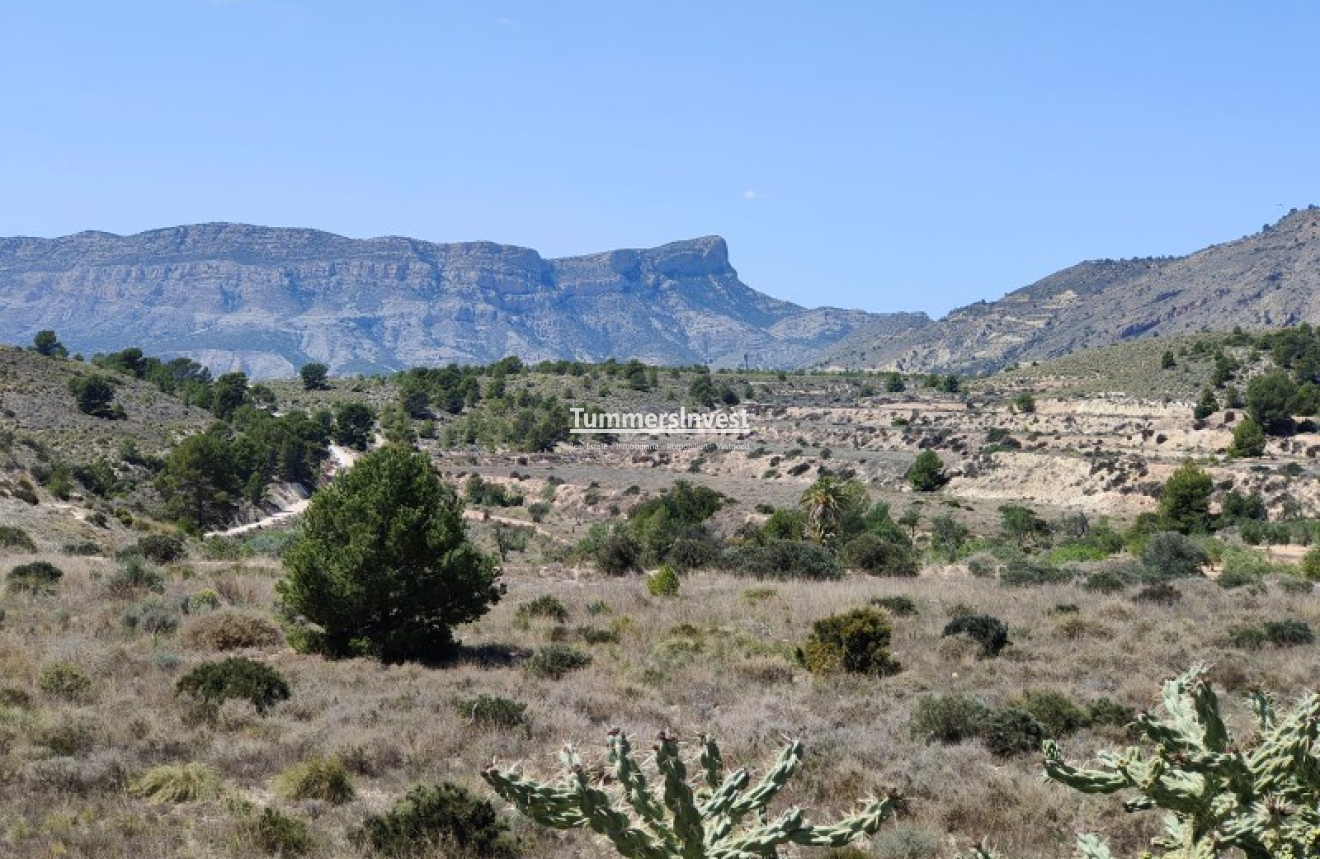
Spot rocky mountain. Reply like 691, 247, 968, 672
818, 206, 1320, 374
0, 224, 924, 378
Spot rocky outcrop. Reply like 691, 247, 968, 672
0, 225, 927, 377
818, 206, 1320, 373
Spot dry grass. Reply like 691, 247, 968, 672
0, 540, 1315, 858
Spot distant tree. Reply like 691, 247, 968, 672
1160, 350, 1176, 370
622, 359, 650, 391
884, 372, 906, 393
33, 330, 67, 358
1228, 416, 1267, 458
1192, 387, 1218, 421
1000, 505, 1050, 550
688, 373, 717, 408
211, 372, 250, 421
1012, 392, 1036, 414
930, 514, 968, 562
333, 402, 376, 451
300, 363, 330, 391
1158, 461, 1214, 534
941, 375, 961, 394
906, 450, 948, 492
379, 402, 416, 446
278, 445, 503, 662
1246, 371, 1298, 435
156, 433, 242, 531
68, 374, 117, 418
799, 477, 869, 545
898, 505, 922, 540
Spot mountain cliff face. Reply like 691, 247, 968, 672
818, 207, 1320, 373
0, 224, 924, 377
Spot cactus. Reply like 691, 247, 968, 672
482, 729, 894, 859
1043, 663, 1320, 859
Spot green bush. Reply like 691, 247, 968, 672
1263, 619, 1314, 646
1010, 689, 1091, 738
353, 782, 518, 858
175, 657, 290, 714
869, 595, 918, 617
1087, 697, 1136, 728
38, 662, 91, 700
1082, 567, 1135, 593
7, 560, 64, 595
274, 755, 354, 804
240, 806, 313, 856
799, 607, 900, 676
129, 762, 224, 803
841, 532, 918, 576
980, 707, 1045, 757
0, 525, 37, 552
455, 695, 529, 731
941, 614, 1009, 658
1133, 581, 1182, 604
646, 564, 680, 597
724, 539, 841, 580
905, 450, 947, 492
516, 595, 568, 624
594, 529, 643, 575
526, 645, 592, 680
909, 694, 988, 744
1049, 541, 1112, 564
131, 534, 187, 564
107, 554, 165, 597
1140, 531, 1210, 580
999, 558, 1073, 587
1301, 544, 1320, 580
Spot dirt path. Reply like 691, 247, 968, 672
203, 444, 356, 538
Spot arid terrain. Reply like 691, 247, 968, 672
2, 332, 1318, 859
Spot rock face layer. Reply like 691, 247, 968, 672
0, 224, 926, 378
818, 207, 1320, 373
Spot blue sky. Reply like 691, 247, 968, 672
2, 1, 1316, 316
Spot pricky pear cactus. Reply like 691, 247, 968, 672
482, 728, 895, 859
1043, 663, 1320, 859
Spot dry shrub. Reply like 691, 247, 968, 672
274, 755, 354, 804
129, 761, 224, 803
181, 609, 281, 650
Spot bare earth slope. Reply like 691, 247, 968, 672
0, 225, 925, 377
820, 206, 1320, 373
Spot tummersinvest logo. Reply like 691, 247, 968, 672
569, 406, 751, 435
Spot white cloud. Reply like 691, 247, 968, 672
743, 189, 766, 201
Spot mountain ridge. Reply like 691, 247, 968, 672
0, 224, 927, 377
817, 206, 1320, 373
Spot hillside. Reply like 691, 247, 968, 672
0, 225, 924, 378
820, 206, 1320, 373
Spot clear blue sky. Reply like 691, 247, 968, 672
2, 1, 1317, 317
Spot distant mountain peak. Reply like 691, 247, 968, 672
0, 224, 920, 377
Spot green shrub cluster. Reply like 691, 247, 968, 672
799, 607, 901, 676
455, 695, 529, 731
0, 525, 37, 552
353, 782, 518, 858
525, 645, 591, 680
7, 560, 63, 595
646, 564, 680, 596
941, 614, 1009, 658
175, 657, 290, 714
